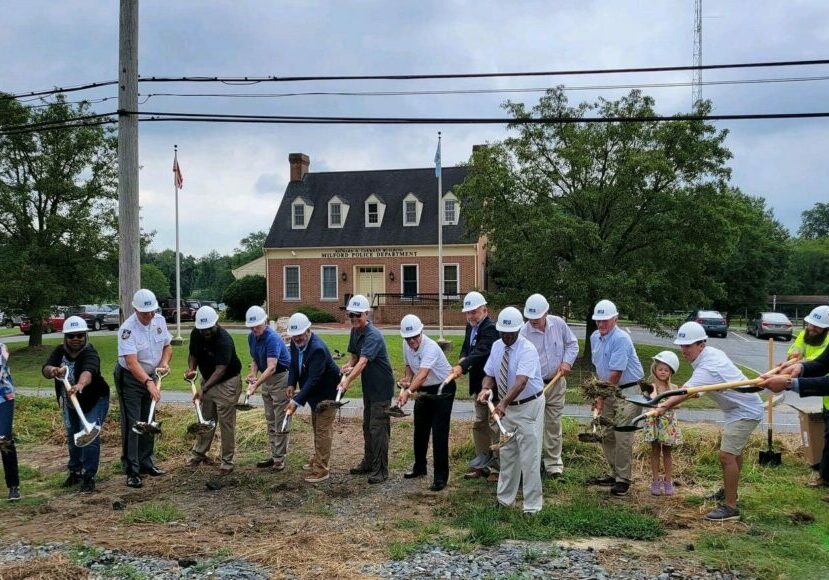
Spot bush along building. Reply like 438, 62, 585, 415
263, 153, 487, 324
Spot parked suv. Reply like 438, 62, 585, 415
748, 312, 793, 340
160, 298, 197, 323
69, 304, 118, 331
686, 310, 728, 338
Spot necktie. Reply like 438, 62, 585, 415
497, 345, 511, 398
469, 324, 478, 346
297, 348, 304, 372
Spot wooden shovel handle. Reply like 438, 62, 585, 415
542, 371, 564, 396
684, 378, 762, 396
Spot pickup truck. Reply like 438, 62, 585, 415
159, 299, 198, 323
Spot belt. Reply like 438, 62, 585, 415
276, 364, 289, 374
618, 382, 639, 390
509, 391, 543, 406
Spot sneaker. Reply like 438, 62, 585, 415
80, 473, 96, 493
305, 471, 330, 483
463, 468, 485, 480
589, 475, 616, 486
271, 461, 286, 472
663, 481, 675, 496
704, 504, 741, 521
610, 482, 630, 496
302, 462, 314, 471
808, 478, 829, 488
486, 473, 499, 483
61, 471, 83, 488
650, 480, 662, 496
705, 488, 725, 501
7, 487, 20, 501
126, 476, 143, 489
256, 458, 275, 468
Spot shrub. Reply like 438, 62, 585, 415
297, 305, 337, 323
222, 275, 266, 320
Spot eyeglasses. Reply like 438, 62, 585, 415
347, 312, 363, 319
404, 335, 421, 344
65, 333, 86, 339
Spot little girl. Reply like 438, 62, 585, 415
643, 351, 683, 496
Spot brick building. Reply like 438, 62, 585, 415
263, 153, 486, 324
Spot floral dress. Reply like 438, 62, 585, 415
642, 381, 682, 446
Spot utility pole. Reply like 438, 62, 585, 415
692, 0, 703, 107
118, 0, 140, 321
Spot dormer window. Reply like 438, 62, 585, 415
327, 195, 349, 228
291, 196, 314, 230
293, 204, 305, 227
368, 203, 379, 224
365, 194, 386, 228
330, 203, 342, 226
402, 193, 422, 227
443, 193, 459, 225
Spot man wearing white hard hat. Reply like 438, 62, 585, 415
340, 294, 395, 484
478, 306, 544, 513
398, 314, 456, 491
42, 316, 111, 493
453, 291, 500, 481
655, 321, 763, 521
115, 289, 172, 488
185, 306, 242, 475
245, 305, 292, 471
589, 299, 644, 497
284, 312, 342, 483
520, 293, 579, 479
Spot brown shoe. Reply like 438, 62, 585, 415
305, 471, 330, 483
808, 479, 829, 488
487, 473, 499, 483
463, 468, 485, 480
185, 457, 203, 468
272, 461, 286, 472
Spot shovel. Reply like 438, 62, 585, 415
58, 370, 101, 447
614, 409, 659, 432
235, 378, 257, 411
485, 390, 516, 450
760, 338, 782, 466
277, 407, 294, 434
185, 372, 216, 436
387, 382, 412, 418
578, 408, 603, 443
132, 368, 167, 436
623, 375, 774, 408
418, 369, 460, 401
318, 370, 352, 411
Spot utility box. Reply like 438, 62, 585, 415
798, 412, 825, 467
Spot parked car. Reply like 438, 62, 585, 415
20, 312, 66, 335
69, 304, 118, 331
199, 299, 219, 310
747, 312, 793, 340
0, 310, 23, 328
102, 305, 120, 330
686, 310, 728, 338
159, 298, 197, 323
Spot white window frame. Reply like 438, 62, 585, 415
330, 203, 342, 227
367, 202, 379, 225
293, 204, 305, 228
328, 195, 348, 228
291, 197, 314, 230
404, 200, 417, 225
400, 264, 419, 296
442, 263, 460, 296
364, 194, 385, 228
283, 265, 301, 301
320, 265, 338, 301
443, 198, 458, 225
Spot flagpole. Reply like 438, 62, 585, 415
436, 132, 444, 342
174, 145, 182, 343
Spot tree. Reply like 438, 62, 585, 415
140, 264, 171, 300
798, 202, 829, 239
0, 94, 117, 346
456, 89, 753, 358
778, 238, 829, 295
231, 230, 267, 268
223, 275, 266, 320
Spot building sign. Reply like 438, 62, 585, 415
320, 247, 419, 259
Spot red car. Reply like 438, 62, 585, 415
20, 313, 66, 335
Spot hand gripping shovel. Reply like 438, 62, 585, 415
235, 378, 257, 411
760, 338, 782, 466
578, 408, 603, 443
277, 407, 294, 435
318, 370, 352, 411
132, 368, 167, 436
58, 371, 101, 447
622, 376, 772, 409
387, 382, 413, 418
486, 391, 515, 451
614, 409, 659, 432
418, 369, 461, 402
186, 373, 216, 436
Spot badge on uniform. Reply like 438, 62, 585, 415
156, 327, 162, 334
121, 329, 131, 340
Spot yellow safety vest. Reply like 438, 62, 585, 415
788, 330, 829, 409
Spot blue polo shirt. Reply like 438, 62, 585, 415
248, 327, 290, 372
589, 326, 644, 385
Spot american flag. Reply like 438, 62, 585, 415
173, 157, 184, 189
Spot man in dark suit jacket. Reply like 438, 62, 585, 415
285, 313, 342, 484
452, 291, 500, 480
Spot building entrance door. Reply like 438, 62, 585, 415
354, 266, 385, 307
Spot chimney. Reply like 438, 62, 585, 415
289, 153, 310, 182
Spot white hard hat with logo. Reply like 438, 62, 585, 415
592, 299, 619, 321
400, 314, 424, 338
805, 305, 829, 329
652, 351, 680, 374
287, 312, 312, 337
346, 294, 370, 313
523, 293, 550, 320
132, 289, 159, 313
245, 305, 268, 327
462, 291, 487, 313
63, 316, 89, 334
194, 306, 219, 330
496, 306, 523, 333
674, 321, 708, 345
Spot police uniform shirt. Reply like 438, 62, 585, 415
118, 313, 172, 374
589, 326, 644, 385
402, 334, 452, 386
483, 335, 543, 396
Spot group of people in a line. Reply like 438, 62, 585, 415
1, 288, 828, 524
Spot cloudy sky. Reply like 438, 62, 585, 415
3, 0, 828, 256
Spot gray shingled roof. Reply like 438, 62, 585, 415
265, 166, 475, 248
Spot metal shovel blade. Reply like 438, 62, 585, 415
624, 394, 658, 408
132, 421, 162, 436
187, 421, 216, 436
317, 399, 348, 411
234, 394, 256, 411
490, 431, 515, 451
73, 425, 101, 448
277, 414, 292, 434
759, 448, 782, 466
386, 405, 409, 418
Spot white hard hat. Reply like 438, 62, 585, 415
674, 321, 708, 345
462, 291, 487, 313
592, 299, 619, 321
245, 305, 268, 327
287, 312, 312, 337
652, 351, 680, 374
400, 314, 424, 338
346, 294, 370, 313
496, 306, 524, 333
132, 289, 159, 313
523, 293, 549, 320
194, 306, 219, 330
63, 316, 89, 334
805, 305, 829, 329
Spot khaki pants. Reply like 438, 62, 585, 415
191, 375, 242, 469
261, 371, 289, 463
599, 394, 640, 483
541, 378, 566, 474
310, 406, 337, 474
471, 400, 500, 472
497, 396, 544, 513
